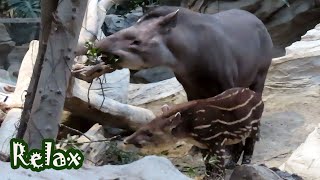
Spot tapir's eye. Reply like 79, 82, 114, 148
131, 40, 141, 45
145, 131, 153, 137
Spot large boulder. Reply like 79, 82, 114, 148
229, 164, 283, 180
0, 156, 191, 180
279, 124, 320, 180
285, 23, 320, 55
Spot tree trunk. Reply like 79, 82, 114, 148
16, 0, 59, 139
23, 0, 88, 149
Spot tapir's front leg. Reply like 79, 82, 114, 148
202, 145, 226, 180
225, 143, 243, 169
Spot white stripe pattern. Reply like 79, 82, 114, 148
209, 100, 263, 125
208, 95, 254, 111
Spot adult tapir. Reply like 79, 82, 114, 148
78, 6, 273, 170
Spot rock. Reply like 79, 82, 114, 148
0, 155, 192, 180
73, 68, 130, 104
285, 23, 320, 55
102, 7, 142, 36
269, 167, 303, 180
0, 108, 22, 155
7, 44, 29, 64
0, 102, 10, 127
6, 63, 20, 82
0, 82, 15, 94
57, 123, 110, 166
0, 23, 15, 69
279, 124, 320, 180
128, 77, 187, 116
0, 92, 9, 103
0, 69, 15, 86
131, 66, 175, 83
9, 40, 38, 107
0, 110, 5, 126
229, 164, 282, 180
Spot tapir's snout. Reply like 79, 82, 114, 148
122, 136, 144, 152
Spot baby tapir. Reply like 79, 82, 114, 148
124, 87, 264, 179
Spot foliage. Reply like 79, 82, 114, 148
104, 142, 141, 165
85, 41, 121, 66
84, 41, 102, 65
181, 166, 199, 178
6, 0, 40, 18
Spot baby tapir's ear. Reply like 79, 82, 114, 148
158, 9, 179, 31
169, 112, 182, 127
161, 104, 170, 114
170, 112, 187, 138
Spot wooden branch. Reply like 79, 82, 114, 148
71, 62, 120, 83
67, 81, 156, 130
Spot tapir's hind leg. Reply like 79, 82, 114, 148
241, 69, 268, 164
249, 68, 269, 94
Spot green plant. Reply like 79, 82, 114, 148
84, 41, 101, 65
7, 0, 40, 18
104, 142, 141, 165
84, 41, 121, 66
181, 166, 198, 178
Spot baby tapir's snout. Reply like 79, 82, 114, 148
123, 111, 184, 150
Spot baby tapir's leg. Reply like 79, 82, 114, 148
242, 119, 260, 164
202, 144, 226, 180
242, 138, 255, 164
225, 143, 243, 169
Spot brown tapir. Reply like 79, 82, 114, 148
123, 87, 264, 179
77, 6, 272, 169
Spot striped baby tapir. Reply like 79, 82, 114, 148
123, 87, 264, 179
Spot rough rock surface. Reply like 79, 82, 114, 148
254, 23, 320, 167
279, 124, 320, 180
285, 23, 320, 55
0, 23, 15, 69
0, 156, 191, 180
102, 7, 142, 36
229, 164, 283, 180
131, 66, 175, 83
128, 77, 187, 116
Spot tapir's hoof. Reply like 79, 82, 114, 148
241, 155, 252, 165
225, 161, 239, 170
202, 172, 225, 180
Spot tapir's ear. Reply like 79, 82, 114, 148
170, 112, 187, 137
158, 9, 179, 30
169, 112, 182, 126
161, 104, 170, 114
